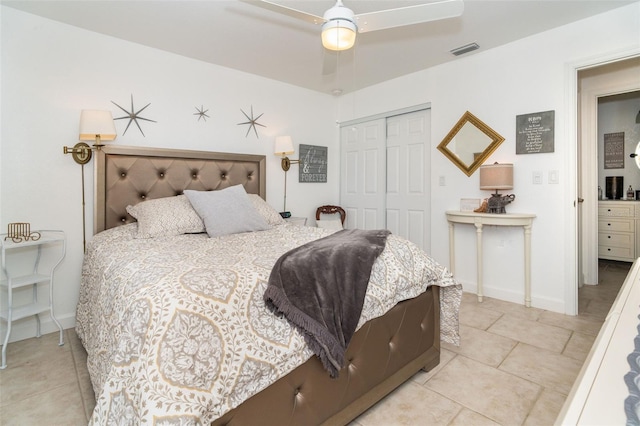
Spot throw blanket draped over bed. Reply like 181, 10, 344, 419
265, 229, 390, 377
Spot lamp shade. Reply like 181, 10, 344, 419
479, 163, 513, 190
321, 19, 356, 51
79, 110, 117, 142
274, 136, 294, 156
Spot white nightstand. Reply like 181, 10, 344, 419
0, 230, 65, 369
285, 217, 307, 226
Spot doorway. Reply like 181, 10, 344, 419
577, 57, 640, 312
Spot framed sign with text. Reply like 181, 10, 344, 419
604, 132, 625, 169
298, 144, 327, 183
516, 110, 555, 154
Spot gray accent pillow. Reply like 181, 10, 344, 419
184, 185, 270, 238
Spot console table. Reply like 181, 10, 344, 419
445, 211, 536, 307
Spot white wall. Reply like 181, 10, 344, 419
0, 6, 338, 341
337, 3, 640, 312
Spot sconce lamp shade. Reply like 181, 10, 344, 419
274, 136, 294, 156
321, 20, 357, 51
79, 110, 117, 142
479, 163, 513, 190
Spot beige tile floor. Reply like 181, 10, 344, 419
0, 260, 630, 425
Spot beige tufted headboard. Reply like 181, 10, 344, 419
94, 145, 266, 233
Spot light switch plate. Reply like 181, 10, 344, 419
533, 171, 543, 185
549, 170, 559, 184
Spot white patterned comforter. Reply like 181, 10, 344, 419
76, 223, 461, 425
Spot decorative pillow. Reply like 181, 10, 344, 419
316, 219, 344, 230
247, 194, 285, 226
126, 195, 205, 238
184, 185, 270, 238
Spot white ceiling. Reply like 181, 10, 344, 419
3, 0, 636, 95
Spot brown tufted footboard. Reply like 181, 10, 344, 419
213, 285, 440, 426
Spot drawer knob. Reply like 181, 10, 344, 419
608, 248, 611, 251
608, 209, 611, 212
608, 223, 611, 226
608, 236, 611, 239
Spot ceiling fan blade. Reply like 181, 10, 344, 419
245, 0, 325, 25
355, 0, 464, 33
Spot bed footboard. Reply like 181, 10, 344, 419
213, 285, 440, 425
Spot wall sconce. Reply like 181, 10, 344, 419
479, 162, 515, 214
63, 110, 117, 164
274, 136, 299, 215
63, 110, 117, 251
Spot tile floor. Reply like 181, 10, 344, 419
0, 260, 630, 425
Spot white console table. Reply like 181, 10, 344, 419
445, 211, 536, 307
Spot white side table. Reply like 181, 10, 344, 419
285, 217, 307, 226
445, 211, 536, 307
0, 230, 65, 369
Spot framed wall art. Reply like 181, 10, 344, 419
298, 144, 327, 183
516, 110, 555, 154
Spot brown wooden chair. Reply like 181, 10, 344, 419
315, 205, 346, 225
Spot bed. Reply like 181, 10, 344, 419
76, 145, 461, 425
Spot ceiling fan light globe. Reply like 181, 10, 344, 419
321, 20, 356, 51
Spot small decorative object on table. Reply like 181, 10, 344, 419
460, 198, 481, 212
5, 223, 40, 243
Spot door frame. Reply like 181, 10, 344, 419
566, 48, 640, 315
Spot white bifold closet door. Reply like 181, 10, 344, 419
340, 109, 431, 253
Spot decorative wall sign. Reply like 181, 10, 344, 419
194, 105, 209, 122
604, 132, 625, 169
112, 94, 157, 136
237, 105, 265, 138
298, 144, 327, 183
516, 110, 554, 154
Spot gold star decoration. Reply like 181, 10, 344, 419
194, 105, 210, 122
237, 105, 265, 138
111, 94, 157, 136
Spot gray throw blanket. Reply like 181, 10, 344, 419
264, 229, 390, 378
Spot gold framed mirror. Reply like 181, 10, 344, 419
437, 111, 505, 176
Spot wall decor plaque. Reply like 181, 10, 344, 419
516, 110, 555, 154
298, 144, 327, 183
604, 132, 625, 169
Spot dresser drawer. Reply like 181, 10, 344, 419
598, 219, 634, 233
599, 232, 634, 248
598, 244, 635, 260
598, 204, 635, 218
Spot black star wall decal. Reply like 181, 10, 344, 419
237, 105, 265, 138
194, 105, 209, 122
111, 94, 157, 136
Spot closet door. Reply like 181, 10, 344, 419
386, 109, 431, 253
340, 119, 386, 230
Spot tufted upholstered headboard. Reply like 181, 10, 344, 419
94, 145, 266, 234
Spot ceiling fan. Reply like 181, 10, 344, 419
250, 0, 465, 51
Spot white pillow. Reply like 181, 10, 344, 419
184, 185, 270, 238
247, 194, 285, 226
316, 219, 344, 230
126, 195, 205, 238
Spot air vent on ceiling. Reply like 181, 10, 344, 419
450, 42, 480, 56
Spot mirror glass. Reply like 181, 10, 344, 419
437, 111, 506, 176
634, 141, 640, 169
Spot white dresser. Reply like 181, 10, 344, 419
556, 258, 640, 425
598, 201, 639, 262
